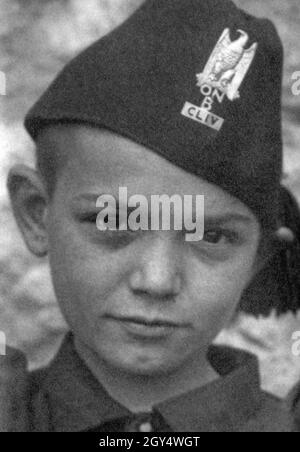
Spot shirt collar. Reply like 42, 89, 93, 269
42, 333, 262, 432
155, 346, 262, 431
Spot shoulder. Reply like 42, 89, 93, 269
240, 391, 295, 432
286, 380, 300, 432
27, 366, 53, 432
0, 347, 48, 432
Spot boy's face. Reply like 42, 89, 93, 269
10, 126, 261, 377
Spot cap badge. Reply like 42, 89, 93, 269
196, 28, 258, 101
181, 28, 257, 131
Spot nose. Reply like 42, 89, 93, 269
129, 234, 183, 300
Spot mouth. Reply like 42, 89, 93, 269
107, 315, 184, 338
120, 316, 180, 327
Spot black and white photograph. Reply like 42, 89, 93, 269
0, 0, 300, 434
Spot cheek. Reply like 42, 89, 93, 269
188, 253, 256, 337
47, 218, 125, 330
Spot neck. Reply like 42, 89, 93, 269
74, 338, 219, 413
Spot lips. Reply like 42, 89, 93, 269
110, 315, 180, 328
106, 314, 184, 338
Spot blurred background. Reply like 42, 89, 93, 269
0, 0, 299, 397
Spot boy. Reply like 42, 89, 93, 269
2, 0, 299, 431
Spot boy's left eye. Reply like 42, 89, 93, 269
202, 229, 237, 245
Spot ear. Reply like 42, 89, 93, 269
7, 165, 49, 257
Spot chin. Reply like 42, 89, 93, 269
104, 348, 183, 377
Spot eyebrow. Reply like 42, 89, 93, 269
204, 212, 253, 226
71, 193, 109, 209
72, 193, 103, 203
70, 193, 137, 215
71, 194, 253, 224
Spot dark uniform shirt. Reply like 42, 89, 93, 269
26, 334, 294, 432
287, 380, 300, 432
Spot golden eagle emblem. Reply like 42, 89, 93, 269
196, 28, 258, 101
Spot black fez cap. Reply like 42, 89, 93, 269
25, 0, 284, 231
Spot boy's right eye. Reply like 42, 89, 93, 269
80, 212, 116, 227
83, 213, 98, 223
80, 211, 138, 247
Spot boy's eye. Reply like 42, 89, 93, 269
84, 213, 98, 223
82, 212, 126, 229
80, 211, 137, 249
202, 229, 237, 245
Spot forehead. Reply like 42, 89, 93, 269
39, 124, 255, 218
